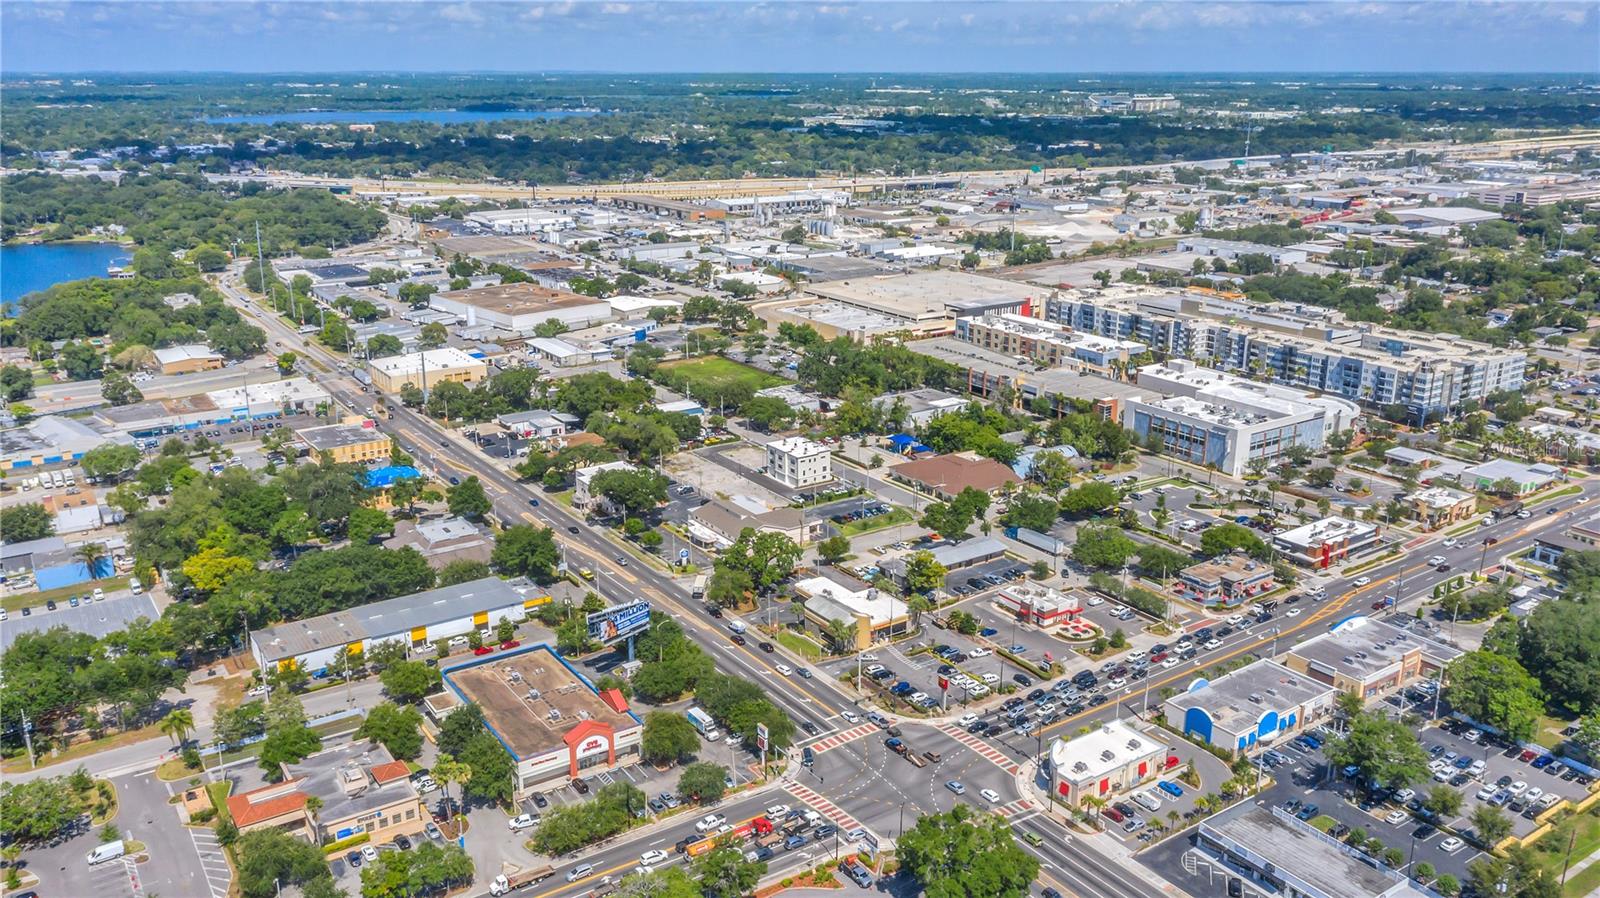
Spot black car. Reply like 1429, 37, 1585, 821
731, 634, 746, 645
346, 851, 363, 868
801, 721, 819, 736
394, 835, 413, 851
1027, 689, 1047, 701
571, 778, 590, 794
966, 720, 987, 734
759, 641, 775, 653
528, 498, 540, 507
708, 605, 723, 618
1013, 673, 1033, 687
567, 526, 580, 534
45, 600, 57, 611
20, 606, 30, 616
533, 793, 549, 809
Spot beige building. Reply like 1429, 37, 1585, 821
1405, 487, 1476, 530
227, 743, 426, 846
295, 421, 390, 464
367, 348, 488, 394
152, 344, 225, 375
1048, 721, 1168, 809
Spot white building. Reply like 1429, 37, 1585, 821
206, 377, 332, 418
766, 437, 833, 489
574, 461, 639, 512
1047, 721, 1168, 809
428, 283, 613, 336
465, 207, 574, 235
1271, 517, 1382, 568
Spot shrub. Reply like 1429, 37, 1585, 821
190, 808, 217, 825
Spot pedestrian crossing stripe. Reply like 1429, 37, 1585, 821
784, 781, 865, 833
806, 723, 878, 754
938, 723, 1022, 775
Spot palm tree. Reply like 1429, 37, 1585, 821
433, 756, 472, 829
75, 542, 107, 578
823, 618, 856, 655
159, 708, 195, 747
905, 594, 931, 629
304, 795, 324, 846
791, 596, 808, 628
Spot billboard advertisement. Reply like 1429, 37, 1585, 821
587, 601, 653, 644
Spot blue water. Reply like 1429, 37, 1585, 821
202, 109, 598, 125
1, 242, 131, 311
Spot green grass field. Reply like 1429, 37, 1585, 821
839, 507, 913, 536
659, 356, 785, 397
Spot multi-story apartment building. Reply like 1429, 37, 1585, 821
953, 312, 1147, 372
1046, 288, 1526, 418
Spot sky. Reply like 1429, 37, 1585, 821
2, 1, 1597, 74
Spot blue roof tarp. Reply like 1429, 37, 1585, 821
366, 465, 422, 489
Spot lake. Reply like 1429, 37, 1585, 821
1, 242, 131, 311
202, 109, 599, 125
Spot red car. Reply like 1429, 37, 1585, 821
1102, 806, 1125, 823
500, 640, 521, 650
473, 646, 494, 656
1520, 749, 1538, 763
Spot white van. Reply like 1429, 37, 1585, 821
87, 840, 126, 865
727, 620, 747, 635
1133, 791, 1162, 813
50, 470, 65, 489
128, 577, 143, 595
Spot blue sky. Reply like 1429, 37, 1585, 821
3, 1, 1597, 74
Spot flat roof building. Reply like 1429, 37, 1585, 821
0, 416, 132, 472
803, 270, 1045, 334
1047, 721, 1167, 809
1163, 659, 1336, 754
429, 283, 612, 336
1196, 806, 1431, 898
228, 743, 427, 845
793, 574, 910, 651
766, 437, 833, 489
152, 343, 224, 375
1271, 517, 1382, 569
383, 517, 493, 569
249, 577, 558, 675
874, 388, 969, 429
1282, 615, 1461, 702
295, 421, 389, 464
1405, 486, 1476, 530
1176, 555, 1275, 609
367, 348, 488, 395
429, 644, 642, 796
207, 377, 331, 417
1461, 459, 1560, 495
954, 313, 1146, 373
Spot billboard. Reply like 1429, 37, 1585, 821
756, 722, 769, 752
586, 601, 653, 644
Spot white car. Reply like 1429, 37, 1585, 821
1285, 607, 1302, 617
1162, 656, 1181, 668
1507, 781, 1528, 795
1524, 787, 1544, 802
416, 778, 438, 794
695, 814, 727, 832
1107, 677, 1127, 689
1442, 538, 1458, 548
775, 664, 793, 676
1125, 649, 1147, 661
508, 814, 538, 831
864, 664, 886, 676
909, 692, 929, 704
968, 648, 991, 658
91, 587, 105, 601
766, 804, 791, 818
1202, 638, 1222, 650
979, 789, 1001, 803
968, 684, 990, 697
1439, 837, 1465, 853
981, 673, 1000, 684
1384, 810, 1408, 825
1427, 555, 1447, 566
841, 711, 861, 724
1353, 576, 1371, 587
860, 653, 879, 662
449, 635, 469, 648
1226, 614, 1245, 626
1086, 596, 1104, 606
638, 850, 668, 868
958, 713, 979, 727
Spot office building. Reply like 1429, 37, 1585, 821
954, 313, 1146, 372
1281, 616, 1461, 702
228, 743, 426, 845
294, 421, 390, 464
766, 437, 833, 489
1271, 517, 1382, 568
428, 644, 643, 797
1046, 288, 1525, 416
429, 283, 612, 336
1121, 361, 1357, 478
1163, 659, 1335, 753
496, 410, 580, 440
1047, 721, 1168, 809
367, 348, 488, 394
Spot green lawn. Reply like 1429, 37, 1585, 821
1530, 807, 1600, 897
1527, 485, 1583, 507
839, 507, 914, 537
774, 629, 825, 661
4, 574, 131, 613
659, 356, 785, 397
1308, 814, 1338, 833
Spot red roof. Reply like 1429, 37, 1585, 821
562, 718, 615, 749
370, 760, 411, 785
599, 688, 630, 714
227, 782, 309, 828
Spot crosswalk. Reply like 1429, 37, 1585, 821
783, 781, 865, 833
995, 798, 1039, 821
806, 723, 878, 755
938, 723, 1022, 775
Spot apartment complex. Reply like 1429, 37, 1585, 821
1046, 288, 1525, 416
953, 312, 1147, 372
765, 437, 833, 489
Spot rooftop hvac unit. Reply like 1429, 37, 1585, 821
1248, 693, 1262, 704
548, 708, 563, 721
1126, 739, 1141, 751
508, 671, 522, 683
1101, 750, 1115, 762
527, 689, 541, 701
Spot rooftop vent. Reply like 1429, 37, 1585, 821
1248, 693, 1262, 704
1101, 750, 1116, 762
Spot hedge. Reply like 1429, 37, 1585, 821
322, 832, 371, 855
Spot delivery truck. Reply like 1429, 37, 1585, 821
489, 865, 556, 895
686, 707, 721, 742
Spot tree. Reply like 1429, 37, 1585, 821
1423, 785, 1463, 819
79, 443, 142, 480
898, 804, 1039, 898
1072, 525, 1138, 570
1516, 598, 1600, 716
342, 505, 392, 545
457, 730, 515, 804
419, 322, 448, 349
719, 529, 802, 595
100, 369, 143, 406
590, 468, 669, 520
1199, 523, 1269, 560
817, 535, 851, 565
641, 711, 700, 766
1134, 544, 1192, 581
556, 616, 589, 656
235, 828, 340, 898
354, 702, 425, 761
0, 365, 35, 402
678, 762, 728, 803
1443, 651, 1544, 742
1323, 711, 1429, 794
365, 334, 402, 359
436, 704, 487, 759
741, 395, 797, 432
159, 707, 195, 746
379, 660, 442, 705
258, 725, 322, 781
1470, 804, 1512, 846
1001, 495, 1059, 532
903, 549, 949, 595
275, 351, 299, 375
490, 525, 560, 582
823, 618, 856, 654
1059, 481, 1119, 518
446, 476, 492, 520
0, 504, 53, 541
0, 775, 89, 844
694, 844, 767, 898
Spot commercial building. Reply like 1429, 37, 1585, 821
1176, 237, 1308, 266
793, 574, 910, 651
1122, 361, 1356, 478
0, 416, 132, 472
1281, 615, 1461, 702
1268, 517, 1380, 569
1163, 659, 1336, 753
1461, 459, 1561, 495
801, 270, 1045, 335
207, 377, 332, 418
888, 453, 1020, 500
152, 343, 224, 375
906, 337, 1151, 420
429, 283, 612, 336
994, 584, 1083, 627
465, 207, 574, 235
689, 498, 819, 549
383, 517, 494, 569
574, 461, 639, 512
881, 536, 1007, 586
766, 437, 833, 489
1196, 806, 1432, 898
249, 577, 557, 675
1530, 508, 1600, 567
1047, 721, 1168, 809
706, 189, 849, 217
428, 644, 643, 797
228, 743, 426, 845
1175, 555, 1275, 608
496, 410, 580, 440
1090, 93, 1180, 113
367, 348, 488, 395
874, 388, 969, 428
1404, 486, 1477, 530
294, 421, 390, 464
1045, 288, 1526, 417
525, 336, 611, 368
953, 313, 1147, 372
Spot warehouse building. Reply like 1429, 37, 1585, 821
208, 377, 332, 418
427, 644, 644, 797
367, 348, 488, 394
1196, 805, 1433, 898
802, 270, 1045, 335
429, 283, 613, 336
152, 344, 225, 375
465, 207, 574, 235
0, 416, 133, 472
249, 577, 558, 675
1163, 659, 1335, 753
